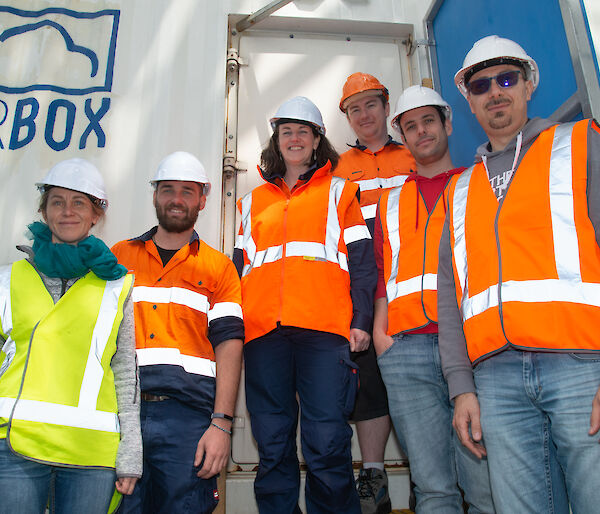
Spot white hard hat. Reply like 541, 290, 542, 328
270, 96, 326, 135
36, 158, 108, 209
151, 151, 211, 195
454, 35, 539, 98
391, 85, 452, 136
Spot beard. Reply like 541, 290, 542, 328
154, 200, 200, 233
485, 98, 513, 130
489, 111, 513, 130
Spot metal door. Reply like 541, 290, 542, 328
226, 14, 413, 467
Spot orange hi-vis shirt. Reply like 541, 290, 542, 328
112, 229, 243, 408
379, 173, 459, 335
335, 137, 415, 232
236, 161, 372, 343
448, 120, 600, 364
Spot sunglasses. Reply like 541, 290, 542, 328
467, 70, 522, 95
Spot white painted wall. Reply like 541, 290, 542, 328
0, 0, 229, 263
0, 0, 420, 265
1, 0, 597, 266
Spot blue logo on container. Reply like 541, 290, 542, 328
0, 6, 119, 95
0, 7, 120, 150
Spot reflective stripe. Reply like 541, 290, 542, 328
240, 194, 256, 264
234, 234, 244, 250
462, 279, 600, 321
0, 338, 15, 378
344, 225, 371, 245
462, 284, 499, 321
251, 244, 283, 269
338, 253, 348, 272
325, 177, 346, 265
452, 166, 475, 299
286, 241, 349, 271
136, 347, 216, 377
549, 122, 580, 280
361, 204, 377, 220
133, 286, 208, 314
356, 175, 408, 192
0, 264, 12, 337
387, 274, 437, 302
79, 276, 127, 409
383, 185, 438, 303
384, 186, 402, 301
208, 301, 243, 323
502, 279, 600, 306
243, 241, 351, 274
456, 124, 591, 322
0, 265, 13, 377
286, 241, 326, 259
0, 397, 119, 433
240, 177, 351, 276
242, 244, 283, 276
240, 192, 268, 277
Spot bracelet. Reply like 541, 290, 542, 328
211, 412, 234, 422
211, 422, 232, 435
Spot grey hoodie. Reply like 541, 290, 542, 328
437, 118, 600, 399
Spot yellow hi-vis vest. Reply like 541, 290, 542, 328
0, 259, 133, 469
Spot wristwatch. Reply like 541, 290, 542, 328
211, 412, 234, 422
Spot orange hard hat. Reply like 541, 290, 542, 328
339, 72, 389, 112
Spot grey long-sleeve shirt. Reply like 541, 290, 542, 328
438, 118, 600, 400
14, 246, 143, 477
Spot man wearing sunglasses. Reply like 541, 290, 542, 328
438, 35, 600, 513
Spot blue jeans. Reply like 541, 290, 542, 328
474, 349, 600, 514
377, 333, 495, 514
119, 398, 218, 514
244, 326, 360, 514
0, 438, 116, 514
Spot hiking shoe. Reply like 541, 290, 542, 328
356, 468, 392, 514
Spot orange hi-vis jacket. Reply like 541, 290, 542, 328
112, 230, 243, 408
236, 161, 371, 343
379, 175, 456, 335
448, 120, 600, 364
335, 138, 415, 230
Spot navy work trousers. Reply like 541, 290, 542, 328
244, 326, 361, 514
118, 398, 218, 514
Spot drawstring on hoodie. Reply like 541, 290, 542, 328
481, 131, 523, 193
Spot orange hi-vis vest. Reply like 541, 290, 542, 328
112, 236, 243, 379
336, 141, 415, 225
448, 120, 600, 364
236, 161, 369, 343
380, 177, 451, 335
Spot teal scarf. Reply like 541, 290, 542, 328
28, 221, 127, 281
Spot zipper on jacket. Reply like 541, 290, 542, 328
278, 195, 290, 323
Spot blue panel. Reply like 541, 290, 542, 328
432, 0, 578, 167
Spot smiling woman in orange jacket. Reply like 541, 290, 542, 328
233, 96, 376, 514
